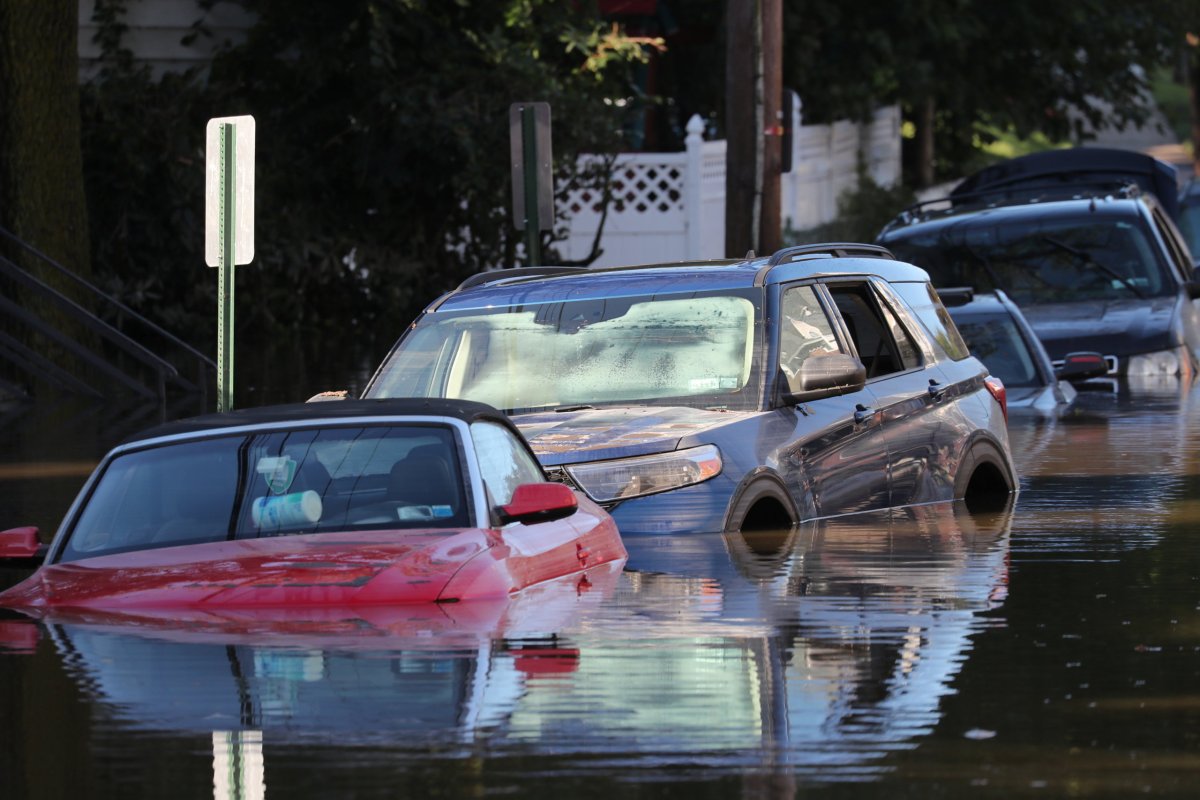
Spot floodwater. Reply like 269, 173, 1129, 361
3, 379, 1200, 798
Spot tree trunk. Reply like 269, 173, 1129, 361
0, 0, 94, 392
916, 95, 936, 189
0, 0, 92, 280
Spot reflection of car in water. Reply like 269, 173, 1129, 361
1006, 387, 1192, 548
519, 502, 1015, 770
9, 559, 624, 740
6, 504, 1011, 780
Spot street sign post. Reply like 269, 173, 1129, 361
509, 102, 553, 266
204, 115, 255, 412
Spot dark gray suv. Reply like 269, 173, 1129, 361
879, 186, 1200, 380
362, 244, 1017, 534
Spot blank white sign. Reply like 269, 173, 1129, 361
205, 115, 255, 266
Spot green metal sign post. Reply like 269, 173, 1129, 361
205, 115, 255, 412
217, 123, 236, 412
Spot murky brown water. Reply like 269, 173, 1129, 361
3, 378, 1200, 798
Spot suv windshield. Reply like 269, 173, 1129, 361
368, 291, 763, 412
887, 215, 1172, 306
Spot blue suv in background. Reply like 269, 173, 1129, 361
361, 244, 1016, 534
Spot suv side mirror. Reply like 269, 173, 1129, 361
497, 483, 578, 526
783, 353, 867, 404
1056, 351, 1108, 383
1187, 266, 1200, 299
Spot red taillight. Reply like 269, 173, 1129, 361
984, 375, 1007, 424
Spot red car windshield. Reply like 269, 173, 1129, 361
56, 425, 469, 563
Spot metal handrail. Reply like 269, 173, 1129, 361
766, 242, 896, 266
0, 224, 216, 400
0, 225, 216, 373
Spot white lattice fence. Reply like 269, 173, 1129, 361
559, 105, 901, 266
561, 153, 689, 268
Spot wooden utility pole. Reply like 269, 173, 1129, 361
725, 0, 757, 257
916, 95, 936, 188
725, 0, 783, 258
759, 0, 782, 254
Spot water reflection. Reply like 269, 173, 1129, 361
601, 502, 1012, 775
1005, 379, 1200, 558
1, 503, 1011, 791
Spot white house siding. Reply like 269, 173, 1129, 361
78, 0, 254, 78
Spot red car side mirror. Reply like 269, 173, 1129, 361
498, 483, 578, 526
0, 527, 41, 559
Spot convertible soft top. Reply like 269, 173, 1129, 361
122, 398, 516, 445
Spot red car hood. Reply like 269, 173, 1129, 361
0, 559, 628, 652
0, 529, 497, 611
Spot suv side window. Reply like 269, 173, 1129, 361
889, 281, 972, 360
825, 283, 916, 378
779, 285, 844, 381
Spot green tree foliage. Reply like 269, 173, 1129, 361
81, 0, 651, 351
778, 0, 1184, 182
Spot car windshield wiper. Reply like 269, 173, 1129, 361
959, 241, 1006, 292
1040, 236, 1146, 299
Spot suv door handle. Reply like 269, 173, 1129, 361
854, 404, 874, 425
928, 379, 947, 400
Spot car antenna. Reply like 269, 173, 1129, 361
1089, 196, 1096, 212
745, 249, 756, 258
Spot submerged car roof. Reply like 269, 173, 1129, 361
122, 398, 516, 446
430, 244, 930, 313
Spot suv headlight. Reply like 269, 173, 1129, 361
1126, 347, 1184, 376
564, 445, 723, 503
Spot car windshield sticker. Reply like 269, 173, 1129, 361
395, 505, 454, 522
256, 456, 297, 494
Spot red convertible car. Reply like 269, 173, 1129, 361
0, 398, 625, 611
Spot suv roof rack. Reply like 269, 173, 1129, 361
766, 242, 895, 266
439, 242, 897, 309
882, 181, 1143, 233
454, 265, 586, 292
